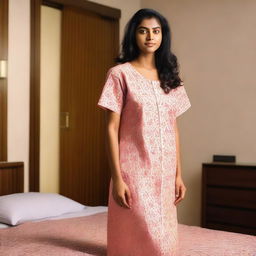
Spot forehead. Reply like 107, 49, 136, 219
137, 17, 161, 29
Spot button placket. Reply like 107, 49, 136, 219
151, 81, 164, 171
151, 80, 164, 252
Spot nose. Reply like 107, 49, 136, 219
146, 30, 153, 40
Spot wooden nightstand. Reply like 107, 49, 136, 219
202, 162, 256, 236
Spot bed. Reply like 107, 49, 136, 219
0, 192, 255, 256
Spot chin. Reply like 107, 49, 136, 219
142, 48, 157, 53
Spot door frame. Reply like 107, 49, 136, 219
29, 0, 120, 191
0, 0, 8, 161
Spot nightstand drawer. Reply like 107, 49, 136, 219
205, 167, 256, 188
206, 187, 256, 209
206, 205, 256, 228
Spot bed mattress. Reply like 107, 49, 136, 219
0, 209, 255, 255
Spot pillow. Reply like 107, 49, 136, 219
0, 192, 86, 226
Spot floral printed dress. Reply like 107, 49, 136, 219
97, 62, 191, 256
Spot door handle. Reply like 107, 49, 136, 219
0, 60, 7, 78
60, 112, 70, 129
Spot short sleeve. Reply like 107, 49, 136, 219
97, 68, 125, 115
173, 85, 191, 118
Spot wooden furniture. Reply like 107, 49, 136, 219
202, 162, 256, 236
0, 162, 24, 196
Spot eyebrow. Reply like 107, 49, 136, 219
137, 26, 161, 30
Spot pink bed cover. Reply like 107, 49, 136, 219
0, 212, 255, 256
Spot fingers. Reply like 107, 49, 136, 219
118, 194, 131, 209
174, 186, 186, 205
174, 184, 180, 204
120, 188, 132, 209
175, 184, 180, 198
125, 188, 132, 208
122, 196, 130, 209
113, 188, 132, 209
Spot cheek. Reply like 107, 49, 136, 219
136, 35, 145, 46
156, 35, 162, 46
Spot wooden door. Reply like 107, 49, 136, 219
59, 6, 119, 206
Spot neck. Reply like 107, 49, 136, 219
134, 53, 156, 69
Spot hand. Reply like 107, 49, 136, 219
174, 175, 187, 205
112, 178, 132, 209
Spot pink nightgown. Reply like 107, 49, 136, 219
97, 62, 191, 256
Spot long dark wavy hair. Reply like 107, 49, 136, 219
115, 8, 183, 94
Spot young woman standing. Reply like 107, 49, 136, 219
97, 8, 191, 256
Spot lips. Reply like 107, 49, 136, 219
145, 43, 155, 47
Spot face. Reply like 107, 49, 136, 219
135, 17, 162, 54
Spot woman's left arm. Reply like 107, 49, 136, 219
174, 119, 187, 205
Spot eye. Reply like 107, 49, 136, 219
138, 29, 147, 34
154, 30, 161, 34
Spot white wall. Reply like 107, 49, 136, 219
8, 0, 30, 192
141, 0, 256, 226
89, 0, 141, 41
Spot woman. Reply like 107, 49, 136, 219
97, 8, 191, 256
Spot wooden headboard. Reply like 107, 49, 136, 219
0, 162, 24, 196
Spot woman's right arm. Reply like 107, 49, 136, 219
104, 110, 132, 209
104, 110, 123, 182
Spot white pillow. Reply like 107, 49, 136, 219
0, 192, 86, 226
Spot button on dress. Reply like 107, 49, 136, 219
97, 62, 191, 256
